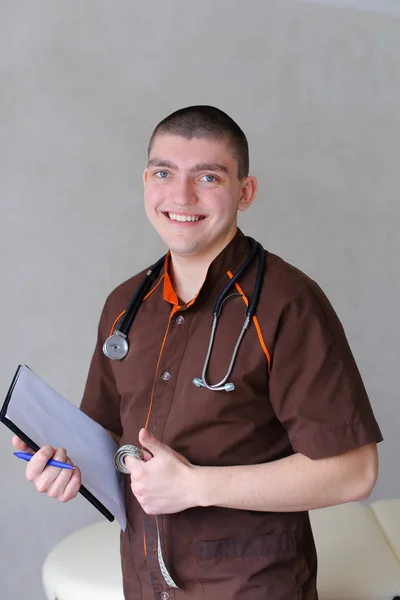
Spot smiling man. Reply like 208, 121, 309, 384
13, 106, 383, 599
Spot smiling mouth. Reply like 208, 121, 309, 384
163, 212, 206, 223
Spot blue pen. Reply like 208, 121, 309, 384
13, 451, 74, 470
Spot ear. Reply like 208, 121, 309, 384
238, 176, 258, 212
143, 168, 149, 186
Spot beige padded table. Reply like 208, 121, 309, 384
43, 520, 124, 600
310, 501, 400, 600
42, 500, 400, 600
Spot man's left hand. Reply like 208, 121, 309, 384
124, 428, 199, 515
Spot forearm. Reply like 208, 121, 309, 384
193, 444, 378, 513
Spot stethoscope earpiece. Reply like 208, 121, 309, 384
192, 377, 235, 392
224, 382, 235, 392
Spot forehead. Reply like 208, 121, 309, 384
148, 134, 236, 171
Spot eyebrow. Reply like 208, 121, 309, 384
147, 158, 229, 174
189, 162, 229, 174
147, 158, 178, 170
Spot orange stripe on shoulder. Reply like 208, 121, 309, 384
227, 270, 271, 375
109, 310, 126, 336
143, 273, 165, 301
109, 274, 165, 336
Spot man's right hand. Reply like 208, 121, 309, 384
12, 436, 82, 502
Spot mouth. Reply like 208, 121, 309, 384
162, 211, 207, 223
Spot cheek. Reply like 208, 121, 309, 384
144, 186, 164, 213
204, 191, 238, 216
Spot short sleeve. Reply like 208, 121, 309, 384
79, 298, 122, 438
269, 282, 383, 459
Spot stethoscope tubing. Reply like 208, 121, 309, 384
199, 239, 265, 391
200, 314, 251, 390
104, 238, 266, 392
248, 242, 266, 318
213, 237, 259, 317
117, 255, 166, 336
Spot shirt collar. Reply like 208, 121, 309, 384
162, 229, 252, 308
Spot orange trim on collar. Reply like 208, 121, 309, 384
163, 253, 180, 306
162, 253, 200, 308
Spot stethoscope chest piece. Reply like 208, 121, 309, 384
103, 331, 129, 360
113, 444, 144, 473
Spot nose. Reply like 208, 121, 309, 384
171, 177, 197, 206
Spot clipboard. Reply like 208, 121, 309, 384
1, 365, 126, 528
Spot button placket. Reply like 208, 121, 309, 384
144, 309, 191, 597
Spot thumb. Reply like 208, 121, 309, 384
12, 436, 30, 452
138, 428, 168, 457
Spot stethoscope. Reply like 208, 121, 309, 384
103, 237, 265, 392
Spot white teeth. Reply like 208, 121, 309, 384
168, 213, 202, 222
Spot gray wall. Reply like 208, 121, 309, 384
1, 1, 399, 598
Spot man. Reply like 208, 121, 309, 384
13, 105, 382, 599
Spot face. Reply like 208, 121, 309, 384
143, 134, 257, 261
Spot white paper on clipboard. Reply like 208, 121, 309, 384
3, 365, 126, 530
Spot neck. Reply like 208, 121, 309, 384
169, 229, 237, 304
169, 255, 208, 304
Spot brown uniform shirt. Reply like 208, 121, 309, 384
80, 230, 383, 600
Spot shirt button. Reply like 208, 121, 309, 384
161, 594, 169, 600
161, 371, 171, 381
175, 315, 185, 325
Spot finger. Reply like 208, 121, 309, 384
138, 428, 164, 455
142, 450, 153, 462
124, 455, 144, 474
59, 466, 82, 503
34, 448, 74, 496
45, 450, 77, 500
48, 446, 68, 469
12, 436, 31, 452
26, 445, 56, 483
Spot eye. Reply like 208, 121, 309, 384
155, 170, 169, 179
200, 174, 217, 183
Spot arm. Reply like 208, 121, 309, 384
124, 429, 378, 515
194, 443, 378, 512
123, 282, 383, 516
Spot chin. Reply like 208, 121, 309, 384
158, 231, 199, 256
167, 241, 199, 257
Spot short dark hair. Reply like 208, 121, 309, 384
148, 105, 249, 179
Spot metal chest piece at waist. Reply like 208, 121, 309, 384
103, 331, 128, 360
113, 444, 144, 472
